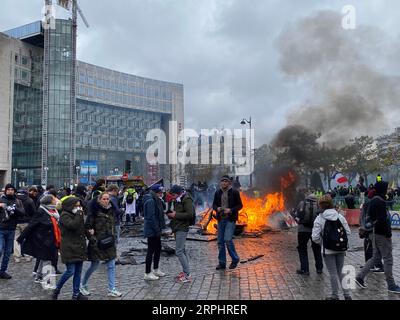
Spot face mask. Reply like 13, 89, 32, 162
72, 208, 80, 214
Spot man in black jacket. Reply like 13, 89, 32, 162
212, 175, 243, 270
14, 189, 37, 263
356, 181, 400, 293
0, 184, 26, 279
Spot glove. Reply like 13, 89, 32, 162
6, 205, 16, 216
89, 236, 98, 245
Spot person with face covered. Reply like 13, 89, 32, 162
17, 195, 61, 284
80, 192, 122, 298
143, 184, 166, 281
52, 197, 88, 300
0, 184, 25, 279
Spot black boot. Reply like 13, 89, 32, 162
52, 288, 60, 300
72, 293, 89, 300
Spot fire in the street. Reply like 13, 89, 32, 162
199, 171, 296, 234
237, 192, 285, 232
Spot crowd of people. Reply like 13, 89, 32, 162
292, 175, 400, 299
0, 175, 244, 300
1, 172, 399, 301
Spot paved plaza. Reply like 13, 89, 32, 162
1, 227, 400, 300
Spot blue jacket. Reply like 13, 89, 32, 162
143, 191, 166, 238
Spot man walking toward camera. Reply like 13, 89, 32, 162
213, 175, 243, 270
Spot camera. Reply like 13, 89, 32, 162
5, 204, 16, 216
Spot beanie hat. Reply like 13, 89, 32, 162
150, 184, 164, 193
170, 185, 183, 195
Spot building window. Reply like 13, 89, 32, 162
21, 56, 28, 66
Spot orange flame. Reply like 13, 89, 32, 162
199, 171, 296, 234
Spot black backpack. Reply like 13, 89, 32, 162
322, 219, 348, 255
298, 200, 318, 228
126, 193, 134, 204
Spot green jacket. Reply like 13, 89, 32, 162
59, 197, 88, 264
169, 193, 194, 233
85, 201, 117, 262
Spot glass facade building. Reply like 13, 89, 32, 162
2, 19, 184, 187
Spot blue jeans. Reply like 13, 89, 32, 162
217, 219, 240, 266
0, 228, 15, 273
175, 231, 190, 276
82, 259, 116, 291
115, 225, 120, 244
56, 262, 83, 296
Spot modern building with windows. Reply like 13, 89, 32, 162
0, 19, 184, 188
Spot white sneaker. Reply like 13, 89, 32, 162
144, 273, 159, 281
14, 257, 21, 263
80, 286, 91, 296
153, 269, 166, 277
108, 288, 123, 297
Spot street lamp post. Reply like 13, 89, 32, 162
240, 117, 253, 188
13, 169, 18, 187
87, 135, 92, 186
76, 165, 80, 185
43, 167, 49, 187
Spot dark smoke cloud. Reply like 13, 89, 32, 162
276, 10, 400, 146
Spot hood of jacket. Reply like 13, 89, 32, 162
374, 181, 388, 197
62, 196, 80, 213
305, 194, 318, 202
321, 208, 339, 221
17, 190, 30, 202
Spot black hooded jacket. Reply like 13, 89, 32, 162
369, 181, 392, 238
0, 193, 26, 230
16, 191, 37, 224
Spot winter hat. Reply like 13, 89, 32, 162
220, 175, 231, 182
5, 184, 16, 192
150, 184, 164, 193
374, 181, 388, 196
62, 196, 80, 212
170, 185, 183, 195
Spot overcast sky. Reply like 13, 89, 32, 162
1, 0, 400, 146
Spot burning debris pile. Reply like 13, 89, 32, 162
198, 171, 297, 236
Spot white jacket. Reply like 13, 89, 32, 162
312, 209, 351, 255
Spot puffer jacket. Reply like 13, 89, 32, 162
85, 200, 117, 262
59, 197, 88, 264
312, 209, 351, 255
143, 191, 166, 238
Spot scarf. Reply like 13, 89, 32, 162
221, 187, 231, 209
40, 205, 61, 249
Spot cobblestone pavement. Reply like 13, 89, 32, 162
1, 227, 400, 300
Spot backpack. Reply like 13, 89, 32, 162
298, 200, 318, 228
322, 218, 348, 255
126, 193, 134, 204
358, 196, 381, 238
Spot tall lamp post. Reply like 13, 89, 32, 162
43, 167, 49, 187
240, 117, 253, 188
75, 165, 80, 185
13, 169, 18, 187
